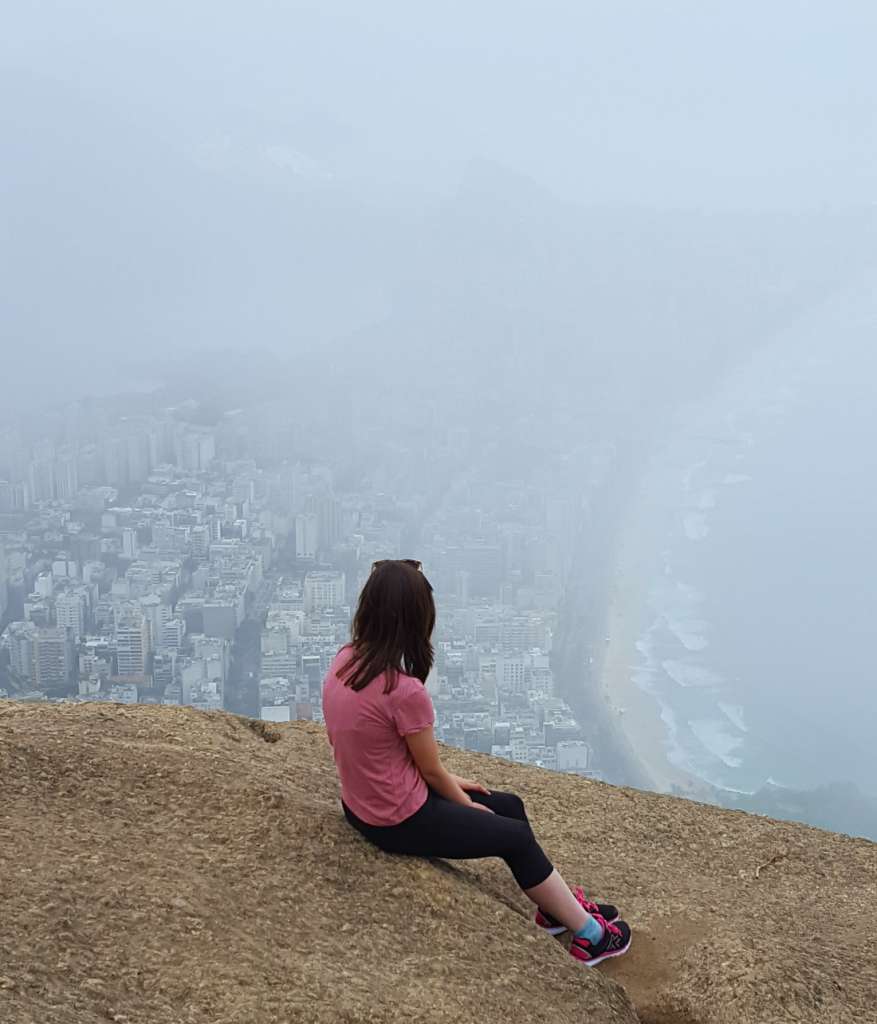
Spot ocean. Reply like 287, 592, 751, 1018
625, 276, 877, 802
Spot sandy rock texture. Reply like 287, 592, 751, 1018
1, 702, 875, 1023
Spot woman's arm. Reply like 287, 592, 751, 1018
405, 727, 493, 812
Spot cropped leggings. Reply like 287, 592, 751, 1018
343, 789, 554, 890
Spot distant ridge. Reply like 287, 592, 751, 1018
1, 702, 875, 1023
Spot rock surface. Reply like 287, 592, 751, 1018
1, 702, 875, 1023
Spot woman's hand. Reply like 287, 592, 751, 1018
451, 773, 491, 795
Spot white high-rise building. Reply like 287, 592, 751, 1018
4, 621, 37, 685
33, 627, 74, 692
495, 656, 527, 694
140, 594, 171, 649
556, 740, 591, 773
34, 572, 53, 598
55, 590, 88, 641
115, 604, 151, 678
54, 450, 79, 499
303, 571, 346, 613
0, 542, 7, 623
190, 524, 211, 561
52, 557, 79, 580
160, 617, 186, 652
295, 513, 318, 560
122, 528, 139, 559
28, 455, 55, 502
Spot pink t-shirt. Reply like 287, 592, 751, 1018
322, 646, 435, 826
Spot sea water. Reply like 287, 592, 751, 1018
625, 275, 877, 801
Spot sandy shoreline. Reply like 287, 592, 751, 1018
597, 506, 712, 800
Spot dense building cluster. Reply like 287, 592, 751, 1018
0, 396, 601, 780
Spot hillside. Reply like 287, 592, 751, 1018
1, 703, 875, 1023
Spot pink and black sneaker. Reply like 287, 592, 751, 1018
570, 915, 632, 967
535, 886, 619, 935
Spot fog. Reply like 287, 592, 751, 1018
4, 3, 876, 396
1, 3, 876, 835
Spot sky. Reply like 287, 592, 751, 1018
1, 2, 876, 402
4, 2, 877, 204
6, 2, 877, 203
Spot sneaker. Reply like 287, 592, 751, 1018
535, 887, 619, 935
570, 916, 632, 967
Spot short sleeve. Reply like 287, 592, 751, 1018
392, 681, 435, 737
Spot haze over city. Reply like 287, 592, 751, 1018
2, 0, 877, 842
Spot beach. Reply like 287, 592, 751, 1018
597, 496, 713, 800
553, 440, 712, 799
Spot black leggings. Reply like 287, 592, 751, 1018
343, 789, 554, 890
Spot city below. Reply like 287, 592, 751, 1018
0, 389, 606, 783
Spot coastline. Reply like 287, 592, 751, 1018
555, 437, 722, 802
553, 440, 701, 797
562, 285, 877, 834
598, 516, 712, 801
563, 438, 717, 802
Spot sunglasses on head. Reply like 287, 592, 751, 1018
370, 558, 433, 592
372, 559, 423, 572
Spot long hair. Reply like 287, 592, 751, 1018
338, 559, 435, 693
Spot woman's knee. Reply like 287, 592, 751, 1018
490, 790, 527, 821
502, 823, 553, 889
509, 792, 527, 817
492, 816, 530, 855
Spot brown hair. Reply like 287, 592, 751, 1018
338, 559, 435, 693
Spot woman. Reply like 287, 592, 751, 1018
322, 559, 631, 966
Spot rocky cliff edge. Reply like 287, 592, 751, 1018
1, 702, 875, 1024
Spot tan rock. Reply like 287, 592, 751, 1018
1, 702, 874, 1023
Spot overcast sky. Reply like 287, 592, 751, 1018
2, 2, 876, 405
5, 2, 876, 206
